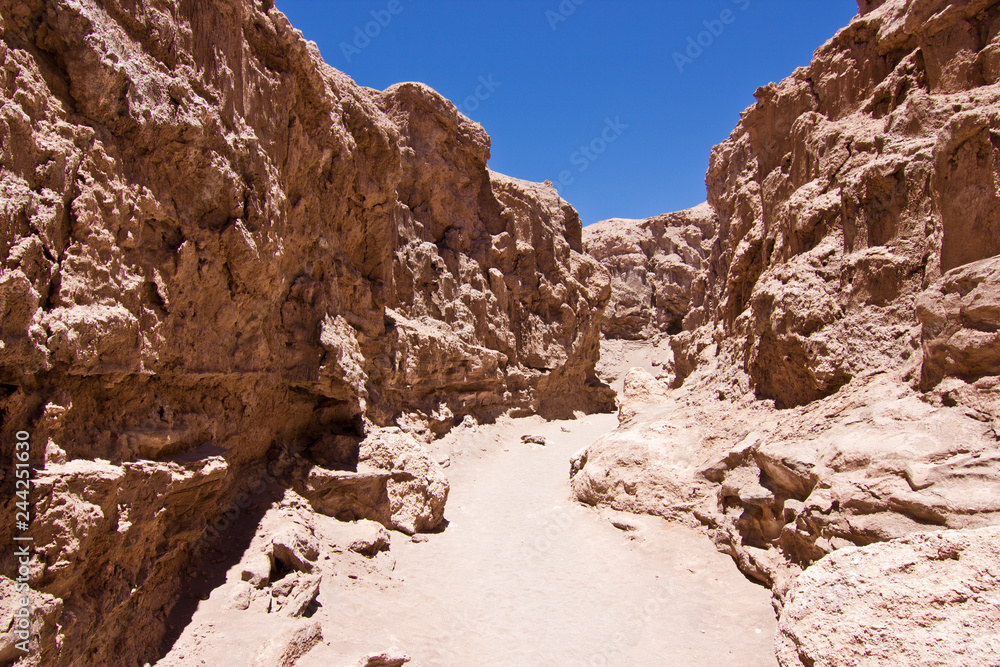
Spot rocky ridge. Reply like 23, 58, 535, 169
3, 0, 1000, 664
0, 0, 612, 664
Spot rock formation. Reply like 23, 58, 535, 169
5, 0, 1000, 663
583, 203, 715, 340
572, 0, 1000, 661
0, 0, 612, 664
776, 526, 1000, 667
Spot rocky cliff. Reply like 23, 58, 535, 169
0, 0, 612, 664
583, 203, 715, 340
572, 0, 1000, 650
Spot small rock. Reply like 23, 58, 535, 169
45, 439, 68, 465
349, 527, 391, 557
322, 518, 391, 558
359, 650, 411, 667
282, 574, 321, 618
271, 575, 297, 599
241, 553, 272, 589
521, 434, 546, 446
272, 527, 320, 574
251, 621, 322, 667
609, 517, 639, 532
224, 582, 253, 611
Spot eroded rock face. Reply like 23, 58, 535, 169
775, 527, 1000, 667
698, 0, 1000, 408
0, 576, 61, 666
378, 87, 614, 425
0, 0, 611, 664
574, 0, 1000, 627
583, 204, 716, 340
917, 255, 1000, 389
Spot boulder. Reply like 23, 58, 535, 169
358, 428, 450, 535
776, 527, 1000, 667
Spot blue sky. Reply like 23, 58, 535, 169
275, 1, 859, 225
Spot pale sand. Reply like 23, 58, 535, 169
158, 356, 777, 666
300, 412, 777, 665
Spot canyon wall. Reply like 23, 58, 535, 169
573, 0, 1000, 632
583, 203, 715, 340
0, 0, 612, 664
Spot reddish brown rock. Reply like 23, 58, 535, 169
583, 203, 716, 340
917, 255, 1000, 388
694, 0, 1000, 408
0, 0, 612, 664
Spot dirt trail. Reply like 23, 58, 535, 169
300, 413, 777, 666
157, 348, 777, 666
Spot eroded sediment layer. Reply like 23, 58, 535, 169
583, 203, 716, 341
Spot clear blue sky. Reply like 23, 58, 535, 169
275, 1, 859, 225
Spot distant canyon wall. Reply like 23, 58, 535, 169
583, 203, 715, 341
591, 0, 1000, 405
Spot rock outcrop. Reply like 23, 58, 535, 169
573, 0, 1000, 645
775, 526, 1000, 667
583, 203, 716, 340
696, 0, 1000, 408
155, 490, 402, 666
0, 0, 612, 664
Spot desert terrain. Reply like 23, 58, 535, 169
2, 0, 1000, 665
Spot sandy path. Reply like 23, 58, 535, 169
303, 413, 777, 666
